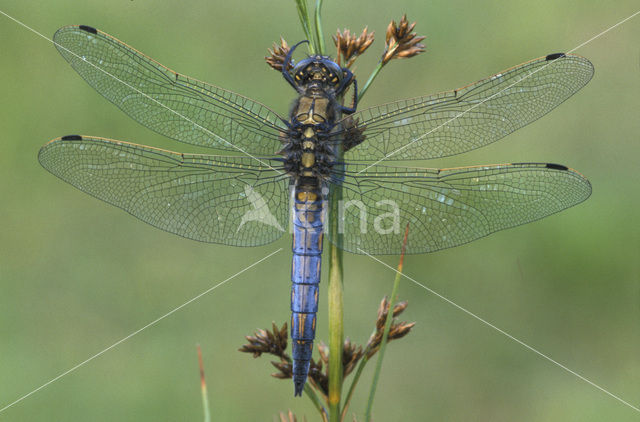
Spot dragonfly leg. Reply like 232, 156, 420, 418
282, 40, 310, 92
337, 69, 357, 114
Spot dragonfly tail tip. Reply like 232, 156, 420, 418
293, 380, 305, 397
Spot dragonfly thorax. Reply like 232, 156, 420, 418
280, 45, 358, 175
282, 93, 340, 180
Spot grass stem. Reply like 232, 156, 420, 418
364, 225, 409, 421
196, 345, 211, 422
357, 61, 384, 104
327, 160, 344, 421
294, 0, 316, 54
340, 354, 368, 420
314, 0, 326, 55
305, 384, 329, 421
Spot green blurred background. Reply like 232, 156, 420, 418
1, 1, 638, 420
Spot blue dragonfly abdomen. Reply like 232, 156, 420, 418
290, 186, 325, 395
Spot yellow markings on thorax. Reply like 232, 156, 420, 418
296, 96, 329, 125
294, 97, 329, 175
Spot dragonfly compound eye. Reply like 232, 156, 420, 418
323, 60, 343, 86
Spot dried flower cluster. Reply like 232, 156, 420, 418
364, 297, 415, 358
238, 322, 328, 393
381, 14, 426, 65
342, 338, 364, 377
239, 297, 414, 395
333, 27, 375, 68
239, 322, 288, 358
314, 336, 364, 393
266, 37, 292, 71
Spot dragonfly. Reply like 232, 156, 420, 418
39, 25, 593, 396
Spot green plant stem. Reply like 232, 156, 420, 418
364, 252, 406, 421
327, 160, 344, 422
327, 241, 343, 420
196, 345, 211, 422
357, 61, 384, 104
200, 385, 210, 422
304, 384, 329, 421
314, 0, 325, 55
340, 354, 369, 421
294, 0, 316, 54
363, 283, 401, 421
364, 286, 399, 420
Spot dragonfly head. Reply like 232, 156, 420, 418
283, 41, 343, 91
292, 55, 343, 89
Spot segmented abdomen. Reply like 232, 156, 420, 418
290, 187, 324, 396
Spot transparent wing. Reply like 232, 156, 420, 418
339, 54, 593, 161
53, 25, 287, 155
39, 135, 289, 246
327, 162, 591, 254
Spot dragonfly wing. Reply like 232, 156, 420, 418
53, 25, 287, 155
39, 136, 289, 246
328, 163, 591, 254
340, 54, 593, 161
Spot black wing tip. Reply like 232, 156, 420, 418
545, 163, 569, 171
545, 52, 566, 61
61, 134, 83, 141
78, 25, 97, 34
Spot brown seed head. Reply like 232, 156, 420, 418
306, 343, 329, 395
266, 37, 292, 71
366, 297, 415, 359
240, 322, 294, 381
343, 337, 364, 377
271, 360, 292, 379
308, 357, 328, 396
239, 322, 289, 359
382, 14, 426, 65
333, 27, 375, 68
317, 341, 329, 365
313, 338, 365, 384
